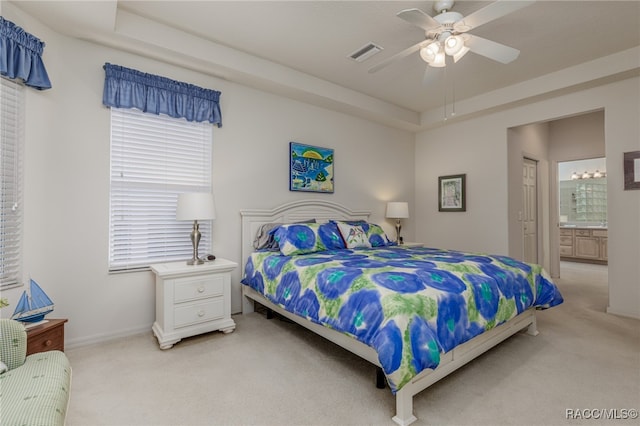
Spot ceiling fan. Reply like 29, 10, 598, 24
369, 0, 535, 73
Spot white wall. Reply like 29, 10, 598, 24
1, 5, 415, 346
415, 79, 640, 319
415, 118, 510, 254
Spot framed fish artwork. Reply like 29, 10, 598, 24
289, 142, 334, 193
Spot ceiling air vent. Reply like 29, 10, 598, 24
349, 42, 383, 62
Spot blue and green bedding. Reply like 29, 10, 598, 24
241, 245, 563, 393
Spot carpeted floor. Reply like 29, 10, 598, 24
65, 262, 639, 425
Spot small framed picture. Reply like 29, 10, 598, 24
624, 151, 640, 190
439, 174, 466, 212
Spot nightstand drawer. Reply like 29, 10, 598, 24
27, 324, 64, 354
174, 275, 225, 303
174, 298, 224, 328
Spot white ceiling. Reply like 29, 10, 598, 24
12, 0, 640, 129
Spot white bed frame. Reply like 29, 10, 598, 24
240, 200, 539, 426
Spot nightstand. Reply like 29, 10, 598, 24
151, 258, 237, 349
401, 242, 424, 248
26, 318, 68, 355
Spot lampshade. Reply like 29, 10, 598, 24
420, 43, 439, 63
386, 202, 409, 219
430, 50, 446, 67
452, 45, 470, 63
444, 35, 463, 56
176, 192, 216, 221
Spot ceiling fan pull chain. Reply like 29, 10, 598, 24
451, 65, 456, 117
443, 63, 448, 121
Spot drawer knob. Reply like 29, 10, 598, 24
197, 310, 205, 317
45, 339, 52, 346
197, 286, 205, 293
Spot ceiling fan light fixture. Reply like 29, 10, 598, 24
420, 42, 440, 63
452, 45, 470, 62
444, 35, 461, 54
431, 50, 446, 67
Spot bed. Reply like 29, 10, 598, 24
240, 200, 563, 426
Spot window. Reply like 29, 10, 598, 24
109, 108, 213, 272
0, 78, 24, 289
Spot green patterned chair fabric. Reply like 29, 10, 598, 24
0, 318, 27, 370
0, 319, 71, 426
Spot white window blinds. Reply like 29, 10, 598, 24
0, 78, 24, 289
109, 108, 213, 272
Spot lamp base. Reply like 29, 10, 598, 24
187, 220, 204, 265
395, 220, 402, 244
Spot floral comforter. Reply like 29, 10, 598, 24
241, 246, 563, 392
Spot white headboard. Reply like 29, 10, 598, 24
240, 199, 371, 274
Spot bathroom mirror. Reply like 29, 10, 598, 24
558, 158, 607, 226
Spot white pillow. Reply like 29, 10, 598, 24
337, 222, 372, 249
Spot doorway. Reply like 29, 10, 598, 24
507, 109, 606, 281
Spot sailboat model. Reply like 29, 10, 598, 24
11, 279, 54, 323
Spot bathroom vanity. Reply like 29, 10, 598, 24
560, 226, 607, 264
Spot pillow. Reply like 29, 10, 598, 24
365, 223, 393, 247
253, 219, 316, 251
0, 361, 7, 374
274, 222, 345, 256
332, 219, 367, 226
331, 220, 392, 247
337, 222, 372, 249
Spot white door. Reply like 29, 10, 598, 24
523, 158, 538, 263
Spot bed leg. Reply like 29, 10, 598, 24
392, 387, 417, 426
526, 315, 539, 336
376, 367, 386, 389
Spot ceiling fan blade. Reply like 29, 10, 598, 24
397, 8, 441, 31
368, 40, 432, 73
455, 0, 535, 32
465, 35, 521, 64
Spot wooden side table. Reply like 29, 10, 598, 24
25, 318, 68, 356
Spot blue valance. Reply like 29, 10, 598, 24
102, 63, 222, 126
0, 17, 52, 90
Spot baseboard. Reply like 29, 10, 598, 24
65, 323, 152, 349
606, 306, 640, 320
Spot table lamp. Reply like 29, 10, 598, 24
386, 202, 409, 244
176, 192, 216, 265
